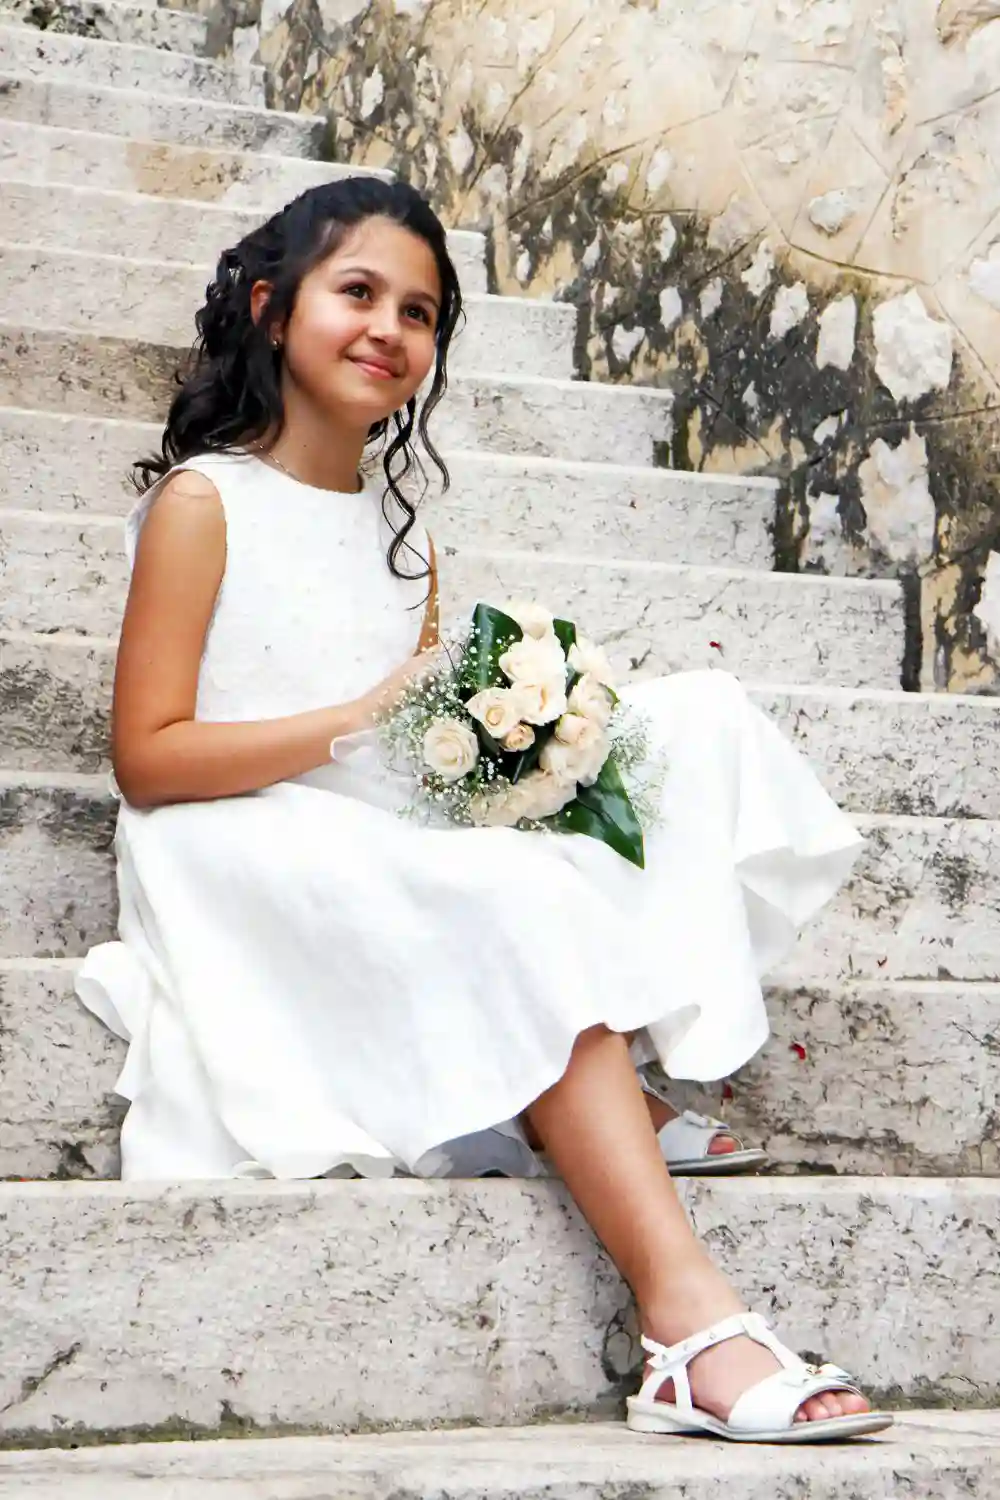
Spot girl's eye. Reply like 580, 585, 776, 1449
343, 283, 371, 301
405, 305, 432, 326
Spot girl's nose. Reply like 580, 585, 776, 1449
368, 305, 404, 344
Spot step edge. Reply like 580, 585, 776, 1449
0, 20, 264, 77
7, 954, 1000, 997
0, 68, 323, 125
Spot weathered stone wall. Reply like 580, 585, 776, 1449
223, 0, 1000, 691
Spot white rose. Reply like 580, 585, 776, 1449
541, 726, 609, 787
498, 634, 565, 686
516, 677, 568, 726
510, 769, 574, 822
568, 636, 616, 689
423, 718, 479, 782
554, 712, 593, 747
503, 599, 556, 641
469, 787, 520, 827
568, 673, 615, 728
503, 722, 536, 753
466, 687, 525, 741
577, 733, 610, 787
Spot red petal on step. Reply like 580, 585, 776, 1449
709, 641, 723, 653
790, 1043, 807, 1061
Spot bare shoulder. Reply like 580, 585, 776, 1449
133, 467, 226, 574
141, 467, 225, 534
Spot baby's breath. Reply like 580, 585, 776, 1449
610, 707, 666, 832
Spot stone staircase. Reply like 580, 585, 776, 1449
1, 3, 999, 1490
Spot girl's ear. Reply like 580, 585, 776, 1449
250, 280, 283, 347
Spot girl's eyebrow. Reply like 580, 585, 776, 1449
335, 264, 441, 311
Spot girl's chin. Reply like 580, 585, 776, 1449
310, 388, 414, 425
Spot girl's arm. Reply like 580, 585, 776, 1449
112, 471, 430, 809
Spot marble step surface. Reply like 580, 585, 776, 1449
0, 247, 577, 375
1, 1415, 999, 1497
0, 25, 264, 105
0, 1176, 996, 1443
0, 120, 386, 207
0, 72, 326, 156
2, 958, 996, 1181
0, 367, 675, 464
0, 180, 489, 291
0, 0, 208, 53
0, 431, 763, 577
0, 530, 903, 686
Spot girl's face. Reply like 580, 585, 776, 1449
280, 216, 443, 427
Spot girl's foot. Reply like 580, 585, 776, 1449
644, 1266, 872, 1426
639, 1065, 767, 1174
643, 1092, 740, 1158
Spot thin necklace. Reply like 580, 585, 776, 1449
252, 443, 364, 494
253, 443, 294, 478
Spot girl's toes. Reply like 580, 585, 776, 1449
707, 1133, 740, 1156
800, 1391, 871, 1423
801, 1394, 841, 1422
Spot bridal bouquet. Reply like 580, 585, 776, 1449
379, 600, 657, 868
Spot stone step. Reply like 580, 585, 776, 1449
446, 553, 901, 688
0, 120, 385, 208
0, 246, 575, 375
0, 461, 775, 621
2, 1416, 1000, 1496
0, 1176, 994, 1440
0, 0, 207, 53
0, 521, 900, 683
0, 25, 264, 105
3, 959, 995, 1182
0, 362, 674, 461
0, 182, 489, 290
1, 607, 994, 818
0, 73, 324, 156
0, 776, 991, 981
0, 420, 755, 563
0, 457, 771, 571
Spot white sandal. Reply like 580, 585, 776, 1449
655, 1108, 768, 1176
639, 1066, 767, 1176
627, 1312, 894, 1444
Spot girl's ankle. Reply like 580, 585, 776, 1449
639, 1264, 746, 1347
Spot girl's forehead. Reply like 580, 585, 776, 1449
329, 217, 441, 290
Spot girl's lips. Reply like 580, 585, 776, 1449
350, 357, 400, 381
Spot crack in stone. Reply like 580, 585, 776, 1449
0, 1343, 82, 1414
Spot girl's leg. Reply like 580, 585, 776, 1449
524, 1025, 869, 1424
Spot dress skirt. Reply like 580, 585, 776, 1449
76, 669, 862, 1180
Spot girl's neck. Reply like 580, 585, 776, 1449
262, 408, 369, 495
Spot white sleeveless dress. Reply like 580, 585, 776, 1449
76, 450, 863, 1180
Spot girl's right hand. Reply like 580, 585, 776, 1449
357, 645, 448, 726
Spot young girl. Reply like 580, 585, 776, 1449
77, 177, 890, 1444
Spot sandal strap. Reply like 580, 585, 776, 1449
728, 1364, 862, 1435
639, 1313, 853, 1421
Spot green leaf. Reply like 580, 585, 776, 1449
508, 732, 546, 784
463, 602, 523, 694
552, 617, 577, 656
474, 722, 505, 762
551, 756, 645, 869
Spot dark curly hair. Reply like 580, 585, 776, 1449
136, 177, 463, 580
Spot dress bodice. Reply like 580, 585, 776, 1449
127, 451, 429, 722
